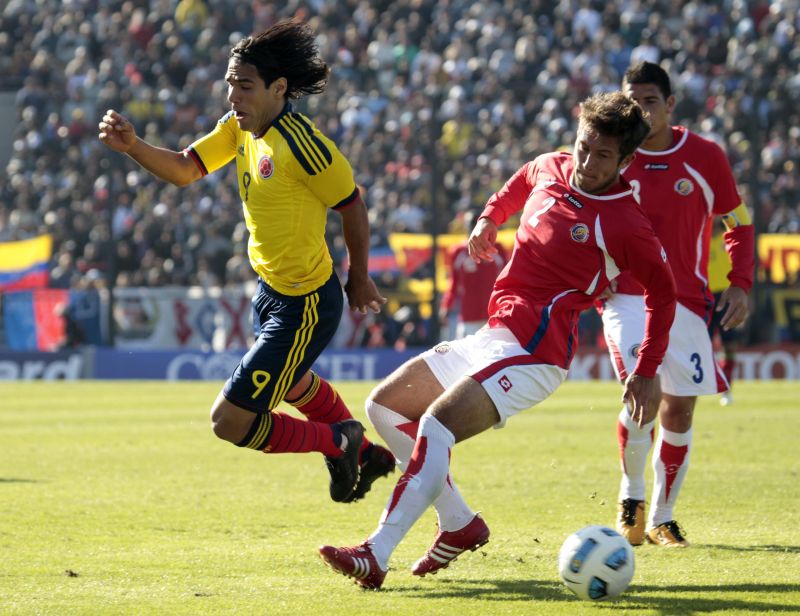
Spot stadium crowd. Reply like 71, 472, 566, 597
1, 0, 798, 345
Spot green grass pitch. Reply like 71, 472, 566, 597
1, 380, 798, 615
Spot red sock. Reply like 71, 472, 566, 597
288, 373, 370, 455
397, 420, 420, 440
658, 439, 689, 501
262, 411, 342, 457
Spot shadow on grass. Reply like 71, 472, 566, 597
0, 478, 41, 483
395, 579, 800, 613
704, 543, 800, 554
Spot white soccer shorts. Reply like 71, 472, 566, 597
421, 325, 567, 427
601, 293, 728, 396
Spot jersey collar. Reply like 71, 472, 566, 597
568, 176, 632, 201
637, 126, 688, 156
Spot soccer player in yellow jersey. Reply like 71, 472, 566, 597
707, 223, 739, 406
98, 20, 393, 503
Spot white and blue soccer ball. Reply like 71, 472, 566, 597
558, 525, 635, 601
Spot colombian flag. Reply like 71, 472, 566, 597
0, 234, 52, 291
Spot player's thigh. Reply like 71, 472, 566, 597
430, 375, 500, 443
432, 326, 567, 430
370, 328, 511, 421
225, 276, 343, 412
369, 356, 445, 420
601, 294, 646, 381
661, 305, 726, 396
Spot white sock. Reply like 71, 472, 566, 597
649, 427, 692, 527
366, 400, 476, 532
367, 414, 455, 569
617, 407, 655, 502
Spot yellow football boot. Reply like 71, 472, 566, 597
616, 499, 646, 546
646, 521, 690, 547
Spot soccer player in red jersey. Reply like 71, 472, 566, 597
98, 21, 393, 504
439, 211, 509, 339
318, 91, 677, 589
602, 62, 755, 547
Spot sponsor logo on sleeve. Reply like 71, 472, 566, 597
498, 375, 513, 392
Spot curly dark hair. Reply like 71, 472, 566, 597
578, 91, 650, 160
230, 20, 329, 99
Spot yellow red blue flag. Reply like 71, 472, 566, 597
0, 234, 52, 291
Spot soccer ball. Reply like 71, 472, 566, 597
557, 525, 635, 601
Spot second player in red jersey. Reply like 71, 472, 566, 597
439, 211, 509, 338
604, 62, 755, 549
612, 124, 752, 320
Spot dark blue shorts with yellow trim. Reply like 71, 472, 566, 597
223, 272, 343, 413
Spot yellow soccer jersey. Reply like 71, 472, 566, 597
707, 231, 732, 293
186, 104, 358, 295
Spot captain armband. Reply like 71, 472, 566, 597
721, 203, 752, 230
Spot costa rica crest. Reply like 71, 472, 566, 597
570, 223, 590, 243
674, 178, 694, 196
257, 155, 274, 179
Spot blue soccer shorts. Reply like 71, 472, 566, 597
223, 272, 343, 412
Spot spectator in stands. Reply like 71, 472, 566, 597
0, 0, 797, 347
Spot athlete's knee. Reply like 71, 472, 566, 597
210, 398, 254, 444
368, 357, 429, 407
366, 381, 388, 407
365, 397, 391, 426
210, 408, 237, 442
659, 396, 695, 431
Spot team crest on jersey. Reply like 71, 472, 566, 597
498, 375, 513, 392
674, 178, 694, 196
434, 343, 450, 354
570, 223, 590, 243
258, 155, 274, 179
628, 344, 641, 358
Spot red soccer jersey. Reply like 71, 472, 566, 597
481, 152, 676, 377
614, 126, 753, 320
441, 242, 508, 323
